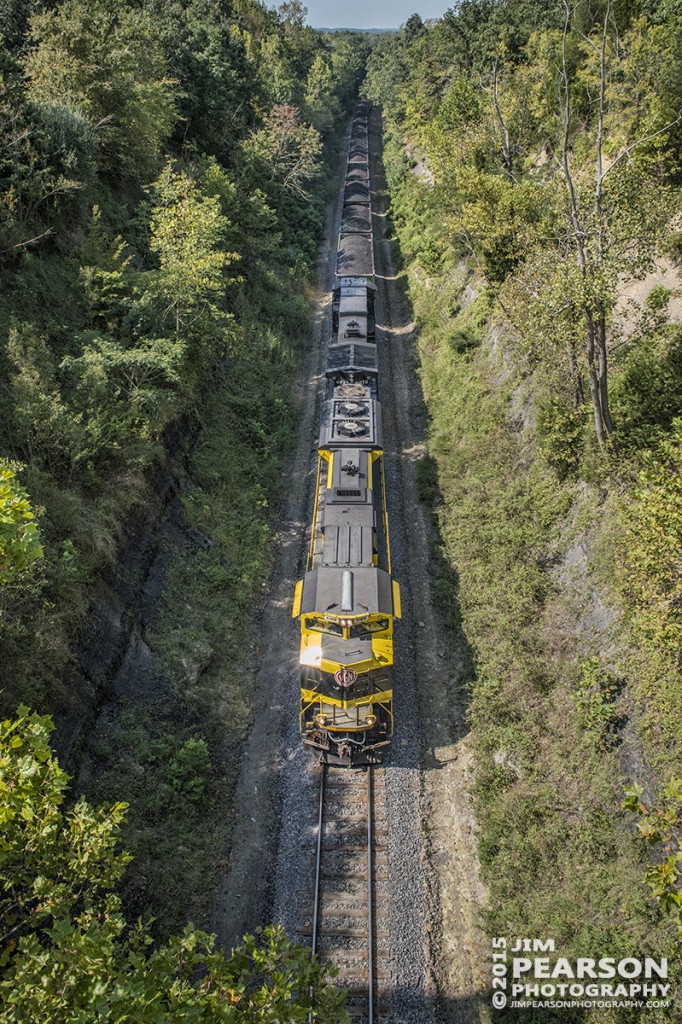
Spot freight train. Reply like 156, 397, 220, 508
292, 100, 401, 767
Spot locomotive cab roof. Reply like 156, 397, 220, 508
300, 566, 395, 618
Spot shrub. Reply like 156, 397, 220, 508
646, 285, 672, 310
536, 395, 587, 480
573, 658, 622, 747
168, 737, 212, 803
663, 230, 682, 264
449, 327, 480, 353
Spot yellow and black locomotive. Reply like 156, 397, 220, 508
292, 100, 401, 766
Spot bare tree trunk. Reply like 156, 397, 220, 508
596, 314, 615, 437
566, 319, 584, 408
585, 311, 607, 445
492, 57, 513, 180
588, 370, 607, 445
592, 2, 616, 445
560, 0, 613, 449
557, 0, 680, 447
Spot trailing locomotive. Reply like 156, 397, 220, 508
292, 100, 401, 767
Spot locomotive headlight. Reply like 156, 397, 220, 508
365, 715, 377, 728
315, 714, 328, 728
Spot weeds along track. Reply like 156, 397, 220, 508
296, 766, 391, 1023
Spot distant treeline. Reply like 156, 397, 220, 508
320, 26, 396, 33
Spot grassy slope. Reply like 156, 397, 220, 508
383, 136, 681, 1022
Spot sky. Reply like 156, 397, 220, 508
301, 1, 453, 30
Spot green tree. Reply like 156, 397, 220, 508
60, 332, 186, 472
147, 161, 237, 340
246, 103, 321, 199
7, 322, 81, 476
0, 463, 43, 586
370, 4, 680, 451
0, 708, 348, 1023
57, 163, 241, 476
304, 52, 338, 136
0, 0, 43, 50
0, 49, 91, 258
329, 32, 372, 113
25, 0, 176, 180
143, 0, 262, 161
364, 29, 411, 122
550, 4, 680, 446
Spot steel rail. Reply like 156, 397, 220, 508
312, 764, 326, 957
308, 764, 326, 1024
311, 765, 377, 1024
366, 767, 375, 1024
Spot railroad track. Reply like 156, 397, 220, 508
299, 766, 391, 1023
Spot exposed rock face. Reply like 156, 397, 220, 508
52, 453, 188, 774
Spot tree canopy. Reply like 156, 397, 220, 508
365, 0, 681, 450
0, 461, 42, 586
0, 708, 348, 1023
